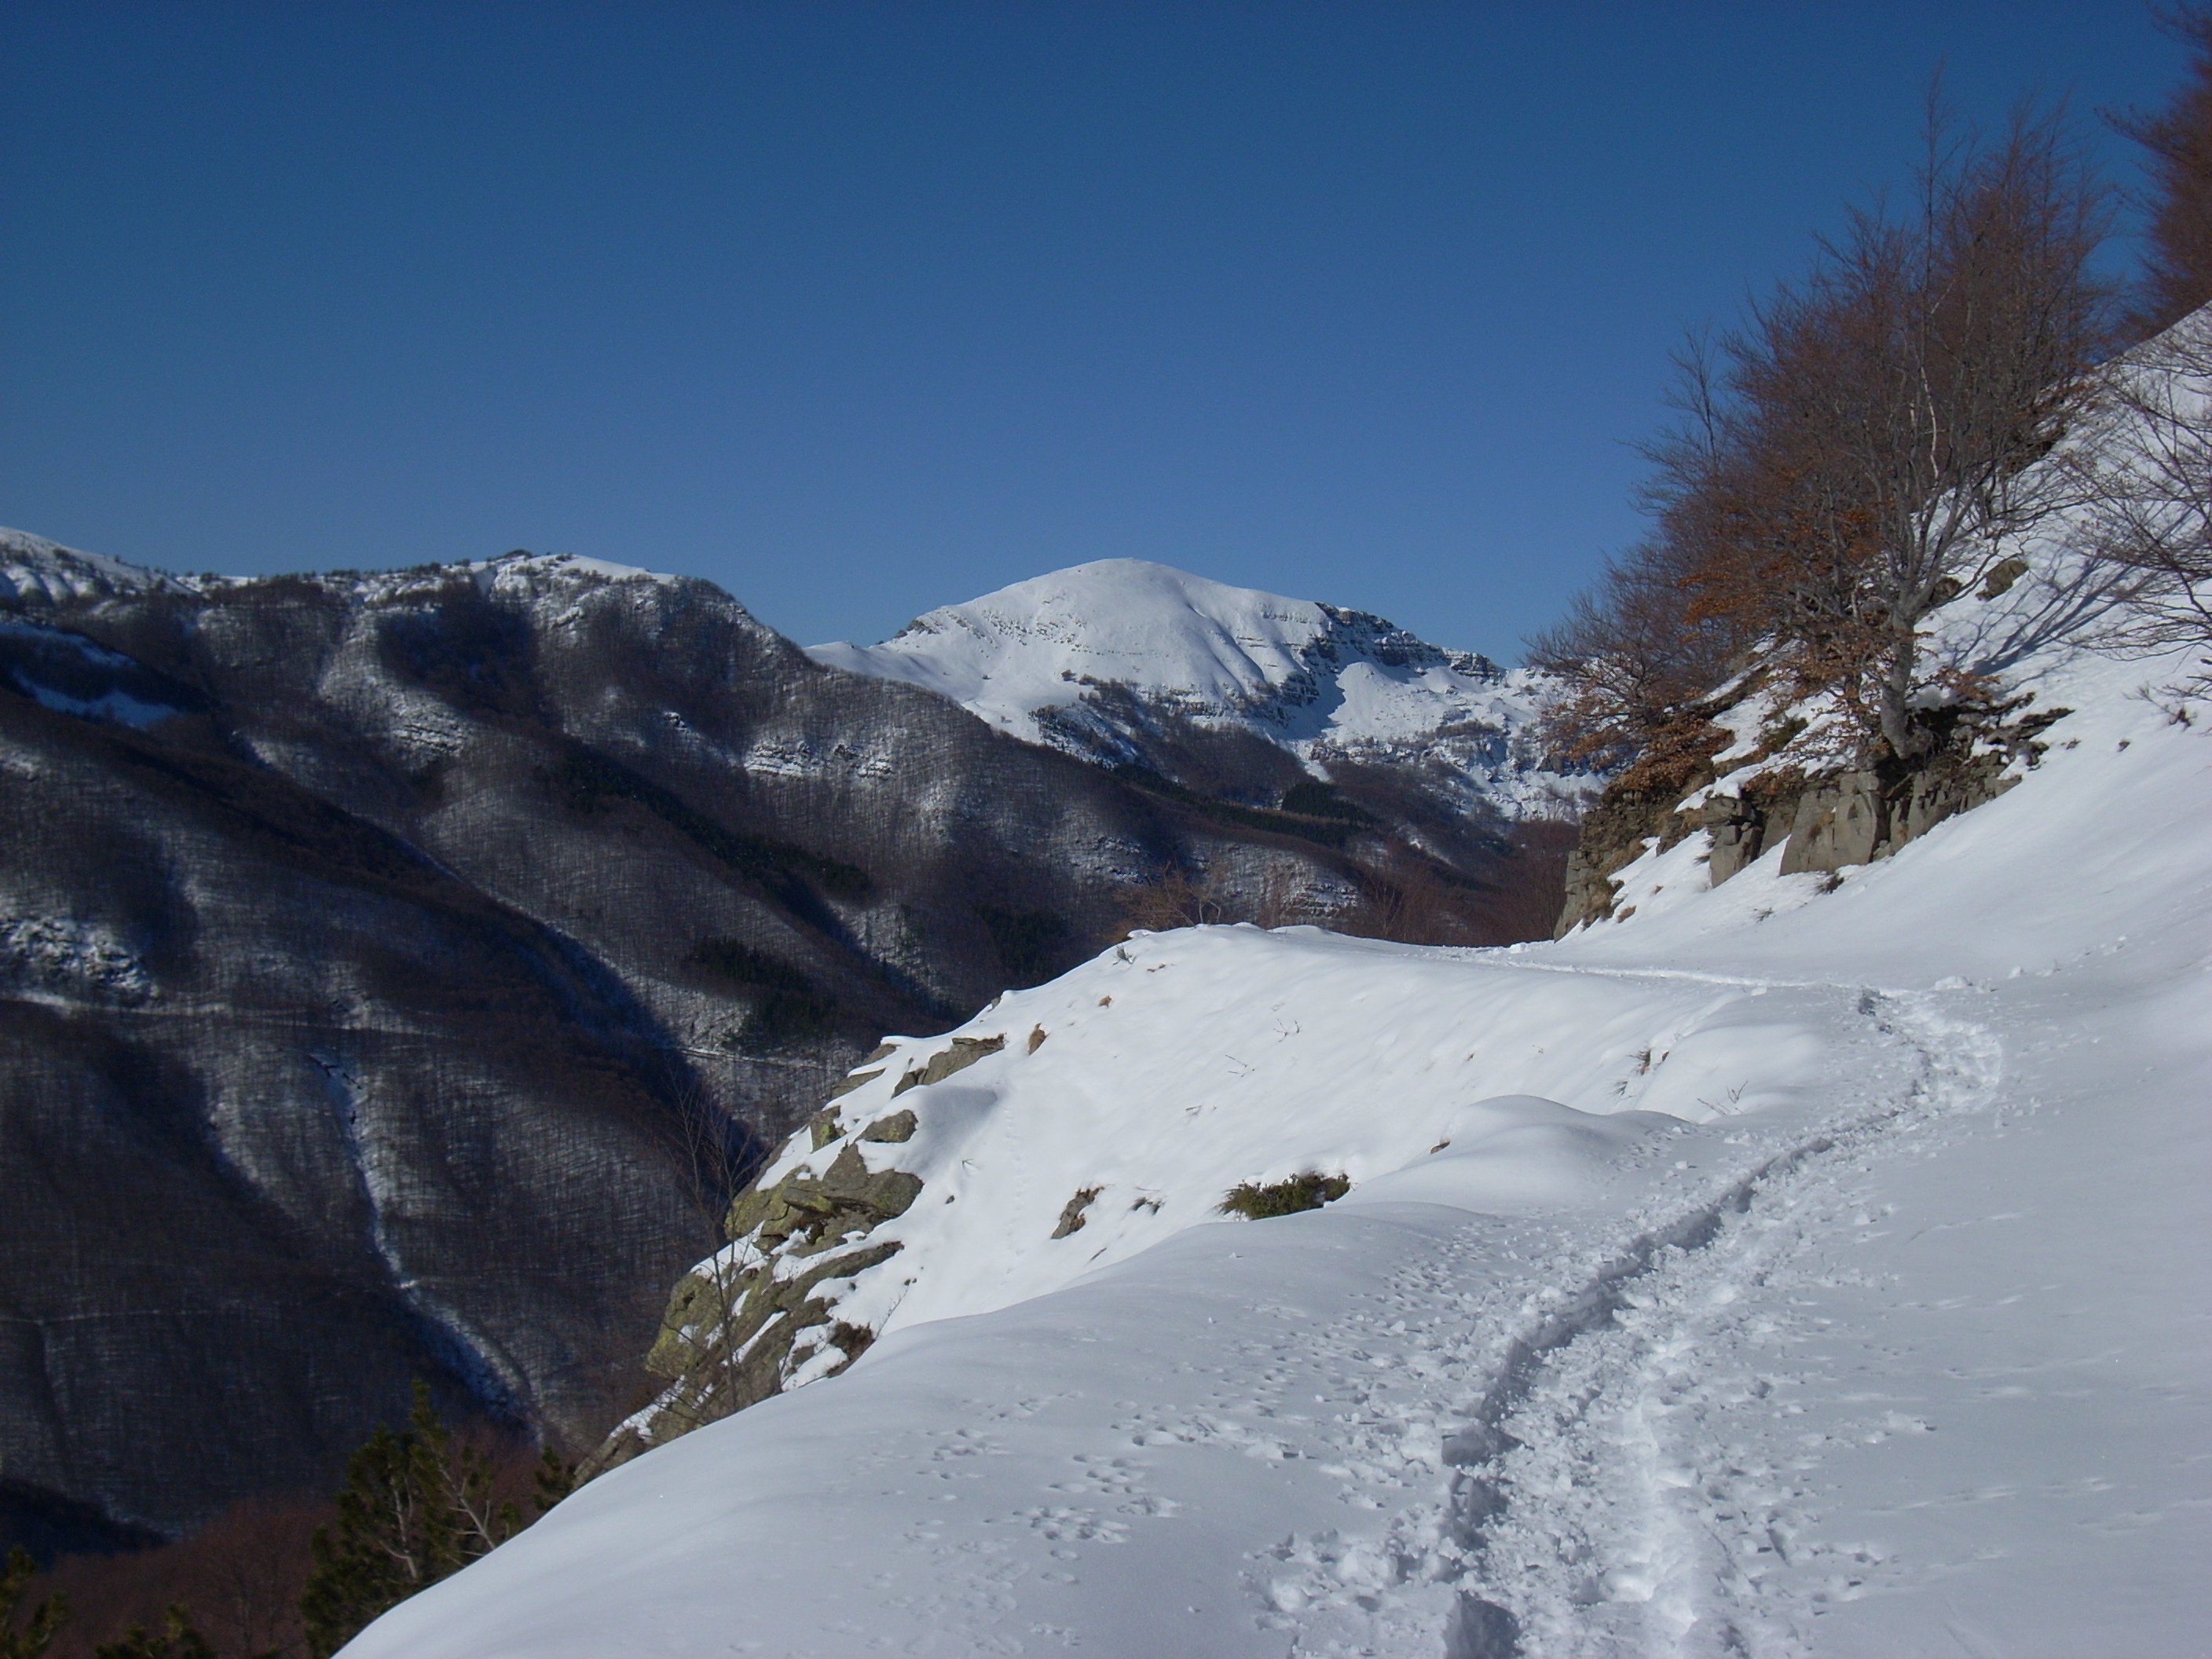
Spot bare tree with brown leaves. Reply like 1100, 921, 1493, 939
1525, 529, 1745, 773
1116, 867, 1230, 935
619, 1084, 775, 1448
2111, 8, 2212, 339
1556, 97, 2115, 774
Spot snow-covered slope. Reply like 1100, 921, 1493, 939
810, 559, 1591, 819
0, 526, 184, 602
348, 574, 2211, 1651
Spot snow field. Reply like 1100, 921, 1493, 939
720, 925, 1835, 1352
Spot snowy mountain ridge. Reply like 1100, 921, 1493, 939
9, 522, 1490, 1547
4, 533, 1587, 827
0, 528, 683, 608
0, 526, 186, 603
809, 558, 1592, 821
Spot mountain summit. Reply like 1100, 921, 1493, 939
809, 559, 1589, 822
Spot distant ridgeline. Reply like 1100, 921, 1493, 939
0, 529, 1579, 1557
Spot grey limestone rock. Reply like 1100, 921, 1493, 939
891, 1033, 1006, 1096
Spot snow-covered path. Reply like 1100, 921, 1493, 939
346, 646, 2211, 1657
1428, 990, 2005, 1657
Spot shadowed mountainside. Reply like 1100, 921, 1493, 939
0, 537, 1551, 1553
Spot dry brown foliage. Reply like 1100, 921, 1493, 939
1607, 716, 1732, 799
1526, 535, 1745, 771
1116, 868, 1233, 934
1115, 861, 1339, 936
1540, 94, 2116, 772
16, 1430, 554, 1659
1115, 831, 1573, 951
2111, 9, 2212, 338
1333, 855, 1492, 947
1480, 820, 1580, 944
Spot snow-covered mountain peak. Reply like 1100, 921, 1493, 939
872, 557, 1489, 694
811, 558, 1590, 819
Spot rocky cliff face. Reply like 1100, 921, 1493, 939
1554, 669, 2069, 935
0, 532, 1468, 1552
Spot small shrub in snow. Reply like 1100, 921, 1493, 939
1218, 1172, 1350, 1219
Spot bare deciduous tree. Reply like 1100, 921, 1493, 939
630, 1086, 770, 1437
1710, 101, 2111, 760
2111, 8, 2212, 338
1117, 867, 1230, 935
2074, 313, 2212, 690
1544, 97, 2115, 774
1525, 529, 1744, 771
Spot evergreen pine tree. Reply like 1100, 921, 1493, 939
90, 1606, 217, 1659
296, 1382, 525, 1658
532, 1445, 577, 1517
0, 1547, 67, 1659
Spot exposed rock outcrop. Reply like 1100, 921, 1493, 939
587, 1035, 984, 1477
1556, 687, 2065, 934
891, 1033, 1004, 1095
1553, 720, 1732, 934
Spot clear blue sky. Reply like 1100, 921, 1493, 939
0, 2, 2188, 660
